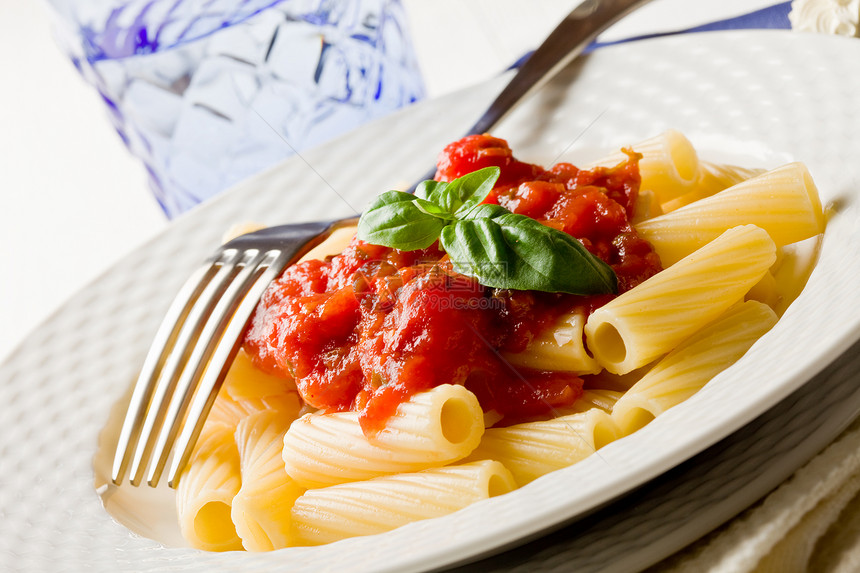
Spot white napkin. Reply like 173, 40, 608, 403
659, 416, 860, 572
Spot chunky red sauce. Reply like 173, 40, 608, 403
244, 134, 662, 434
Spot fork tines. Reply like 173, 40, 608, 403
111, 246, 293, 488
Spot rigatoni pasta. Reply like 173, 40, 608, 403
282, 384, 484, 488
466, 407, 618, 486
585, 129, 701, 203
290, 460, 516, 546
661, 161, 766, 213
584, 224, 776, 374
635, 162, 825, 266
221, 349, 297, 402
178, 352, 303, 552
570, 389, 624, 413
503, 311, 601, 375
176, 420, 244, 552
770, 235, 823, 317
231, 410, 305, 551
166, 131, 824, 552
611, 300, 778, 435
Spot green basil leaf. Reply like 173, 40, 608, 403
414, 180, 448, 203
363, 189, 415, 211
458, 202, 509, 221
357, 190, 446, 250
446, 166, 500, 215
357, 168, 617, 295
413, 197, 455, 220
439, 211, 617, 295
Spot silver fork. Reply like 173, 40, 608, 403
112, 0, 652, 488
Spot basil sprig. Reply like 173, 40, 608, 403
356, 167, 617, 295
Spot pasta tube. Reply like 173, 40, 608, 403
222, 349, 296, 401
745, 271, 780, 308
176, 420, 244, 552
661, 162, 766, 213
630, 189, 663, 224
543, 388, 624, 419
771, 236, 823, 316
231, 410, 305, 551
574, 389, 623, 413
208, 384, 301, 430
296, 224, 357, 264
612, 300, 778, 435
466, 408, 619, 486
586, 129, 701, 204
584, 364, 656, 393
635, 162, 824, 266
290, 460, 516, 546
584, 224, 777, 374
282, 384, 484, 488
502, 311, 601, 375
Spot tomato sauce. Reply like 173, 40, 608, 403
244, 134, 662, 434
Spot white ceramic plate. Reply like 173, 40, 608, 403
3, 31, 860, 572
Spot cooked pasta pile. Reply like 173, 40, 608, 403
175, 130, 825, 551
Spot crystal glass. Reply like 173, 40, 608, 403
48, 0, 425, 218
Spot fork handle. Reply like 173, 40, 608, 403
465, 0, 653, 137
409, 0, 653, 186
